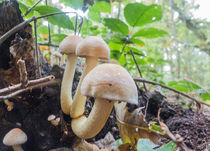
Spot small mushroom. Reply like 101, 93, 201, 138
59, 35, 83, 115
71, 36, 110, 118
4, 99, 14, 111
52, 51, 62, 65
3, 128, 27, 151
71, 63, 138, 139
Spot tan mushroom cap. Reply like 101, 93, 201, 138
59, 35, 83, 54
3, 128, 27, 146
81, 63, 138, 104
76, 36, 110, 59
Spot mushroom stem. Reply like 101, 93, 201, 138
13, 145, 24, 151
70, 56, 98, 118
60, 54, 77, 115
71, 98, 114, 139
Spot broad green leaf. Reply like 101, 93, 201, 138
110, 50, 121, 60
201, 92, 210, 101
168, 80, 201, 92
124, 3, 162, 27
134, 28, 168, 38
125, 46, 145, 56
34, 6, 74, 30
103, 18, 129, 35
88, 7, 100, 22
51, 34, 67, 43
91, 1, 111, 13
38, 26, 49, 34
150, 122, 161, 132
109, 42, 123, 50
130, 38, 145, 46
156, 141, 177, 151
119, 54, 126, 66
18, 1, 29, 14
60, 0, 83, 9
137, 139, 157, 151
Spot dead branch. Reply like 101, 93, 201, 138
0, 78, 57, 100
0, 75, 55, 96
134, 77, 209, 107
17, 59, 28, 87
0, 12, 82, 45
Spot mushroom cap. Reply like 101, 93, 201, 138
76, 36, 110, 59
81, 63, 138, 104
59, 35, 83, 54
3, 128, 27, 146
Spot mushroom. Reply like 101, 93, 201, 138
71, 63, 138, 139
52, 51, 62, 65
59, 35, 83, 115
70, 36, 110, 118
3, 128, 27, 151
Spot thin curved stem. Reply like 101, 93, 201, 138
60, 54, 77, 114
71, 98, 114, 139
70, 56, 98, 118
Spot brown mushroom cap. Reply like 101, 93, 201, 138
3, 128, 27, 146
59, 35, 83, 54
81, 63, 138, 104
76, 36, 110, 59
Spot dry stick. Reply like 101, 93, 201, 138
74, 14, 78, 35
157, 109, 192, 151
0, 12, 82, 45
38, 42, 59, 47
0, 79, 57, 100
0, 17, 35, 45
130, 49, 147, 92
78, 17, 84, 34
134, 77, 209, 107
17, 59, 28, 87
23, 0, 42, 17
33, 19, 41, 77
0, 75, 54, 95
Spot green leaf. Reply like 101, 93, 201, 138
124, 3, 162, 27
118, 54, 126, 66
150, 122, 161, 132
51, 34, 67, 43
134, 28, 168, 38
137, 139, 156, 151
18, 1, 30, 14
38, 25, 49, 34
156, 141, 177, 151
34, 6, 74, 30
125, 46, 145, 56
201, 92, 210, 101
168, 80, 201, 92
91, 1, 111, 13
109, 42, 123, 50
130, 38, 145, 46
88, 7, 100, 22
103, 18, 129, 35
60, 0, 83, 9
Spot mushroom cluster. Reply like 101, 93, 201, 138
59, 35, 138, 139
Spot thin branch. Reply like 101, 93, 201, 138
23, 0, 42, 17
38, 42, 59, 47
74, 14, 78, 35
0, 75, 54, 95
0, 79, 57, 100
0, 17, 35, 45
17, 59, 28, 87
34, 19, 41, 77
134, 77, 209, 107
130, 49, 147, 92
0, 12, 82, 45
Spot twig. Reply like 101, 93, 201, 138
74, 14, 78, 35
0, 75, 54, 95
0, 78, 57, 100
130, 49, 147, 92
78, 17, 84, 34
0, 12, 82, 45
0, 17, 35, 45
134, 77, 209, 107
23, 0, 42, 17
34, 19, 41, 77
158, 109, 192, 151
38, 42, 59, 47
17, 59, 28, 87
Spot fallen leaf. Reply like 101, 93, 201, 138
73, 139, 109, 151
95, 132, 116, 151
114, 102, 160, 149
